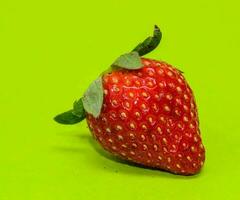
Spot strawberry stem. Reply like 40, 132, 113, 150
132, 25, 162, 56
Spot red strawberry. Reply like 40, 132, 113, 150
54, 25, 205, 175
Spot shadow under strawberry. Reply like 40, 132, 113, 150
54, 131, 202, 178
88, 135, 202, 178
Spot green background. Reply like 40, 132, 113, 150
1, 0, 240, 199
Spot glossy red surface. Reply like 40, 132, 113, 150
87, 58, 205, 175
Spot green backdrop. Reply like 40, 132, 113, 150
1, 0, 240, 199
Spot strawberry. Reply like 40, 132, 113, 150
54, 25, 205, 175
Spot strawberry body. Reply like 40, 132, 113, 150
54, 26, 206, 175
86, 58, 205, 175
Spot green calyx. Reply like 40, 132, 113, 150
82, 77, 103, 118
54, 25, 162, 125
54, 98, 86, 125
132, 25, 162, 56
111, 51, 143, 70
54, 78, 103, 124
112, 25, 162, 70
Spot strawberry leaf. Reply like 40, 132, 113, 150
132, 25, 162, 56
54, 110, 83, 124
111, 51, 143, 70
73, 98, 86, 118
54, 98, 86, 125
82, 77, 103, 118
